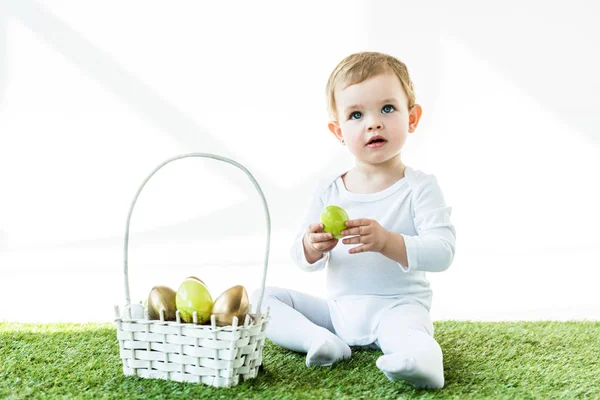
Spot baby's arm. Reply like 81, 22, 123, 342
398, 175, 456, 272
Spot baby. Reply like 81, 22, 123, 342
253, 51, 456, 389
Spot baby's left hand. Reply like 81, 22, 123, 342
340, 219, 390, 254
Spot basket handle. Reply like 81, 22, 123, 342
123, 153, 271, 321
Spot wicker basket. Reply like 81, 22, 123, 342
114, 153, 271, 388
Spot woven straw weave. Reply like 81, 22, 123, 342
114, 310, 269, 387
114, 153, 271, 388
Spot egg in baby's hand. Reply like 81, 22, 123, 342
320, 205, 349, 239
211, 285, 249, 326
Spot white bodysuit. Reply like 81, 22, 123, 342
289, 166, 456, 346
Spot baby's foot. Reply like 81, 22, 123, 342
376, 354, 444, 389
305, 337, 351, 367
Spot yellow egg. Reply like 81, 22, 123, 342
147, 285, 177, 321
211, 285, 249, 326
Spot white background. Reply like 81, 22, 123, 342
1, 0, 599, 322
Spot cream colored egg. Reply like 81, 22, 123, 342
122, 303, 145, 320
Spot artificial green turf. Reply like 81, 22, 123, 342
1, 321, 598, 399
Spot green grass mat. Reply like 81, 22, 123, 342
1, 321, 598, 399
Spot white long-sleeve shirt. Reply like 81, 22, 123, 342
289, 166, 456, 344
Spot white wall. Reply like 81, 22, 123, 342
1, 0, 599, 322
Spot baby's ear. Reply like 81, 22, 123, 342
408, 104, 423, 133
328, 122, 343, 142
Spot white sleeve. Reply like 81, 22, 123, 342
289, 182, 330, 272
400, 175, 456, 273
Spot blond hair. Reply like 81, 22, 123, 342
326, 51, 416, 122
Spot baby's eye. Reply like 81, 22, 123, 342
349, 111, 362, 120
382, 105, 395, 114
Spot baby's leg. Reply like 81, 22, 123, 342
374, 303, 444, 389
251, 287, 351, 367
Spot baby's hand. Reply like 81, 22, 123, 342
303, 222, 339, 262
340, 219, 390, 254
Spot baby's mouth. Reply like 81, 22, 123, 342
366, 136, 387, 147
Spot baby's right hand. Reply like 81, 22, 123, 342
303, 222, 339, 263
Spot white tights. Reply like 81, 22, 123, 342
252, 287, 445, 389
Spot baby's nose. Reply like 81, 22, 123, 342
367, 122, 382, 131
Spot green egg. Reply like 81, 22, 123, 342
176, 278, 213, 324
320, 205, 349, 239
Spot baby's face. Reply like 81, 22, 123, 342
333, 72, 415, 167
